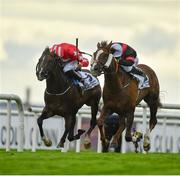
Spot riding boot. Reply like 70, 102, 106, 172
65, 70, 85, 90
130, 67, 147, 81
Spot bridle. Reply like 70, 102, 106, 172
91, 49, 119, 75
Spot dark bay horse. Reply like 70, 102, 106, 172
36, 47, 101, 149
90, 41, 161, 152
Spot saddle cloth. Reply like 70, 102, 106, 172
73, 71, 100, 91
130, 73, 150, 89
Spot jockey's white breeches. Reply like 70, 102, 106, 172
121, 57, 139, 72
63, 60, 79, 72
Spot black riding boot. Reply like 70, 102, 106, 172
130, 67, 147, 81
66, 70, 84, 85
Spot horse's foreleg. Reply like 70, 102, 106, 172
67, 116, 77, 141
111, 117, 125, 149
57, 117, 73, 148
37, 108, 54, 147
67, 115, 85, 142
84, 103, 98, 149
125, 111, 135, 142
97, 107, 111, 152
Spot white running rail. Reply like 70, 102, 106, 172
0, 94, 24, 152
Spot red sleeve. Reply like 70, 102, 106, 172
125, 56, 135, 62
79, 57, 89, 67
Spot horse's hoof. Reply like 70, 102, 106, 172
143, 132, 151, 151
84, 137, 91, 149
78, 129, 86, 136
132, 131, 143, 142
135, 150, 139, 153
102, 142, 109, 153
84, 138, 91, 149
42, 138, 52, 147
110, 143, 118, 149
114, 148, 121, 153
143, 143, 151, 151
57, 142, 64, 148
102, 146, 109, 153
125, 136, 132, 142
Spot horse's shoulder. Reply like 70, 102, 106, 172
119, 68, 131, 79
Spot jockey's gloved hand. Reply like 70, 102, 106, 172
76, 63, 82, 71
115, 57, 121, 62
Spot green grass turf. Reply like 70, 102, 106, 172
0, 149, 180, 175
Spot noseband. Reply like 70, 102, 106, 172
94, 50, 119, 75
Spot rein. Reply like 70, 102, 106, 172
45, 85, 72, 96
104, 57, 131, 89
102, 58, 119, 75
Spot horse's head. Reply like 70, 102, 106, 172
90, 41, 116, 77
36, 47, 58, 81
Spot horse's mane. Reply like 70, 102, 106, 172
98, 41, 113, 51
98, 41, 109, 48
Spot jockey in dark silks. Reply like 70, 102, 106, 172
111, 42, 149, 89
49, 43, 89, 86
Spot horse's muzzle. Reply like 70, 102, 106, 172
36, 71, 48, 81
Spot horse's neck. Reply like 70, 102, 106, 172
104, 63, 125, 92
46, 66, 70, 94
104, 73, 122, 92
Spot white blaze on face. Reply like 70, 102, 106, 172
91, 50, 103, 71
104, 53, 113, 68
95, 50, 103, 60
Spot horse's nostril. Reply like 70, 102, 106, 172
94, 65, 98, 71
40, 71, 48, 78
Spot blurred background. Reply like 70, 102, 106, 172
0, 0, 180, 105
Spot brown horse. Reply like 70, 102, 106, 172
36, 48, 101, 149
90, 41, 161, 152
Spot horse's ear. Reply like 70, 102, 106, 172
110, 47, 116, 54
44, 46, 50, 53
107, 41, 112, 50
97, 42, 101, 49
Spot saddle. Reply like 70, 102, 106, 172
72, 71, 100, 91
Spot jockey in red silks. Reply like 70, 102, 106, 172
49, 43, 89, 86
111, 42, 149, 88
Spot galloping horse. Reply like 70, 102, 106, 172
36, 47, 101, 149
90, 41, 161, 152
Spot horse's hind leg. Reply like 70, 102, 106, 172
143, 93, 160, 151
37, 108, 54, 147
84, 103, 99, 149
144, 94, 160, 131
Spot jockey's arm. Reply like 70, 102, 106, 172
116, 57, 134, 66
76, 62, 83, 70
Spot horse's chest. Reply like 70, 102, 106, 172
104, 92, 133, 112
45, 96, 77, 115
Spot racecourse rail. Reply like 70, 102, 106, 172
0, 93, 180, 153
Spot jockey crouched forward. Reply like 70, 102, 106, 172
110, 42, 150, 89
49, 43, 89, 89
